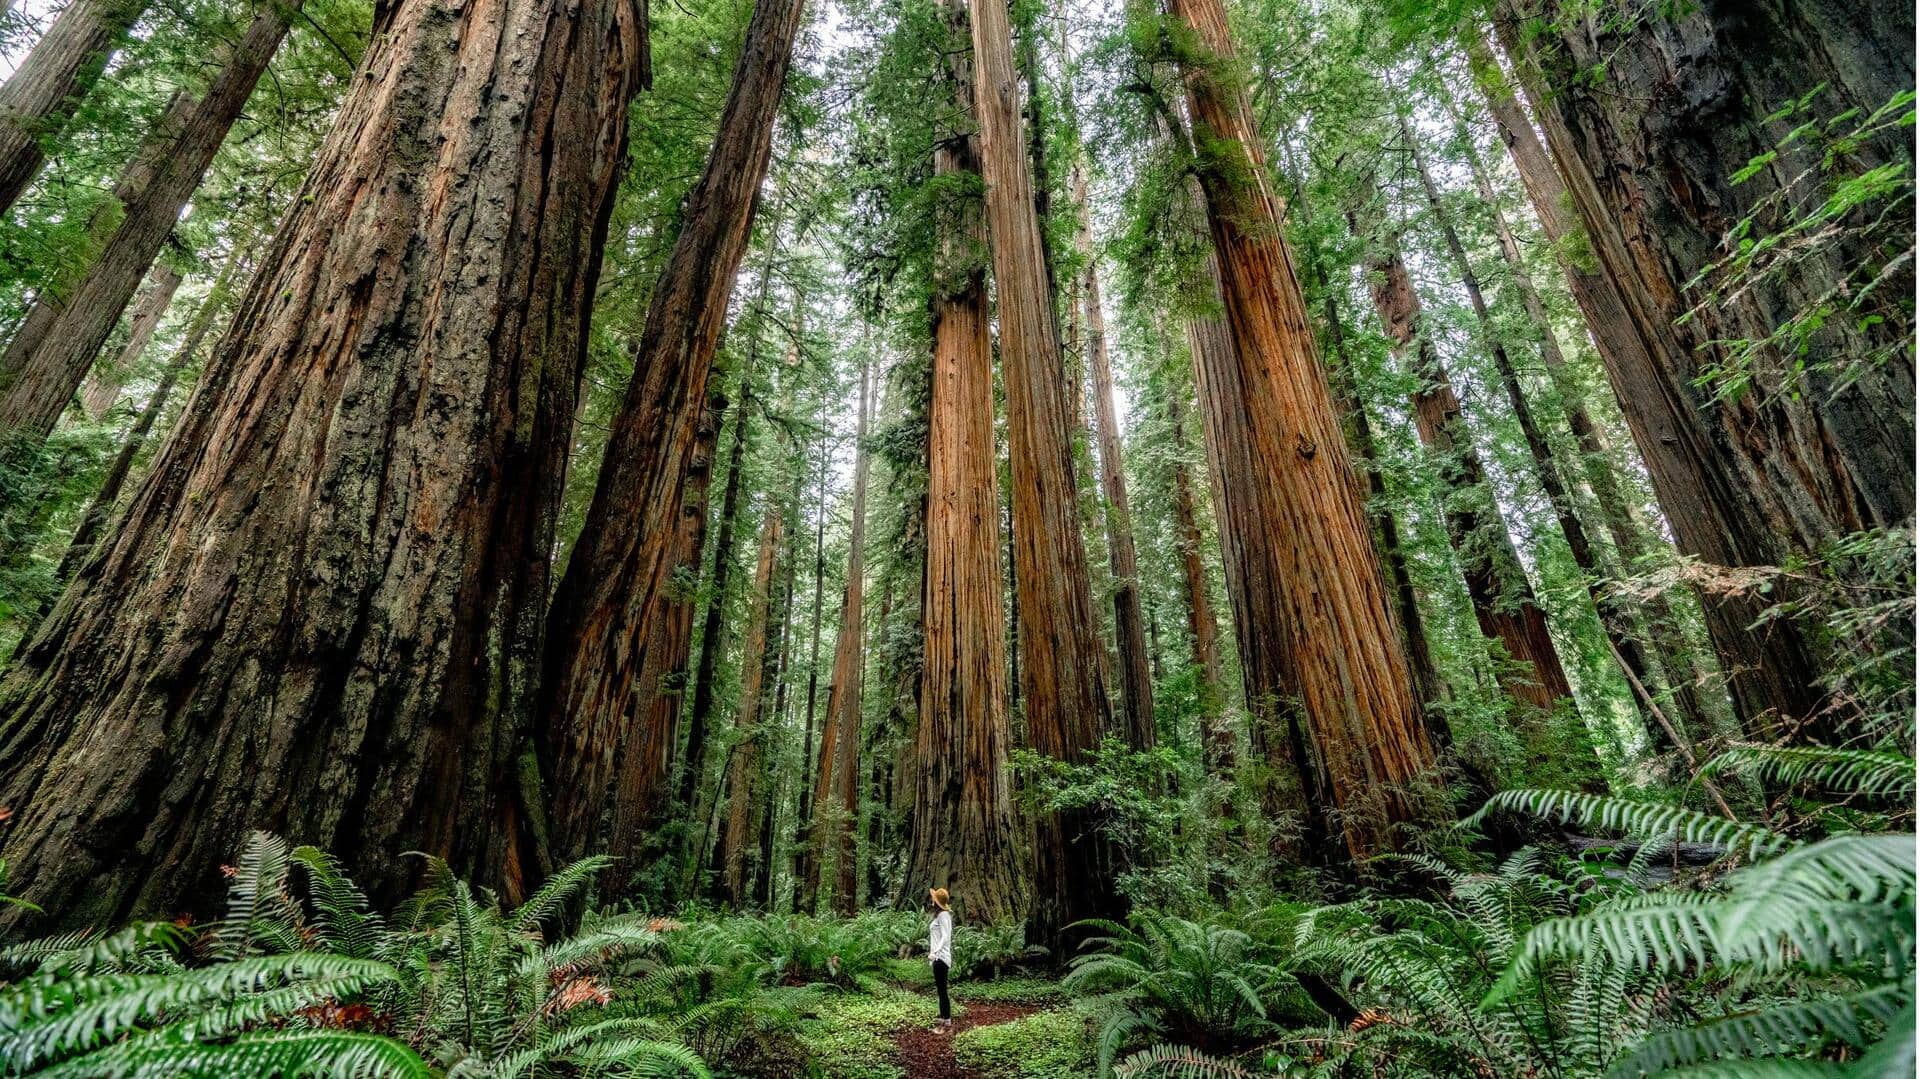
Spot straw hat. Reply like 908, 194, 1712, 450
928, 887, 950, 911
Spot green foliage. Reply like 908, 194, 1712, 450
1064, 909, 1319, 1074
0, 833, 712, 1077
951, 1007, 1095, 1079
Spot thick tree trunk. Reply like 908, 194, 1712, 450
717, 502, 783, 906
1164, 0, 1435, 864
83, 261, 183, 420
1432, 113, 1715, 755
1074, 168, 1155, 751
603, 389, 722, 900
969, 0, 1123, 949
0, 0, 645, 926
0, 0, 150, 214
1477, 18, 1856, 739
899, 29, 1024, 920
1354, 213, 1581, 746
0, 0, 294, 453
809, 357, 872, 915
537, 0, 802, 868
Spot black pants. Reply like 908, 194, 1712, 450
932, 959, 950, 1019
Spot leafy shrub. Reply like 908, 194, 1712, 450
951, 920, 1046, 979
1064, 909, 1319, 1074
0, 833, 709, 1078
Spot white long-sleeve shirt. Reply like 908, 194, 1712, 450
928, 909, 953, 965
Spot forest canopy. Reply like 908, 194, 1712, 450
0, 0, 1913, 1075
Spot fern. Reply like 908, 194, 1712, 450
1113, 1041, 1252, 1078
1702, 744, 1916, 800
32, 1029, 429, 1078
1462, 789, 1786, 858
1610, 984, 1908, 1075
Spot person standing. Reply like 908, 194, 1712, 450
928, 886, 954, 1028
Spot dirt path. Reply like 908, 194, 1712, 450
892, 1001, 1042, 1078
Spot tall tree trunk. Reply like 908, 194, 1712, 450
969, 0, 1123, 949
809, 356, 872, 915
1162, 0, 1435, 864
537, 0, 803, 868
1353, 206, 1584, 768
0, 0, 150, 214
791, 414, 829, 911
0, 0, 646, 926
1163, 383, 1231, 777
604, 389, 723, 901
82, 261, 183, 419
1074, 167, 1155, 750
1476, 18, 1850, 739
1426, 111, 1715, 756
0, 0, 296, 454
45, 247, 242, 605
900, 20, 1024, 919
717, 501, 783, 906
678, 238, 780, 818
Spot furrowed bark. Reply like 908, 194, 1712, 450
1477, 18, 1847, 738
603, 390, 723, 900
1163, 0, 1436, 864
0, 0, 296, 455
900, 20, 1025, 920
968, 0, 1124, 949
0, 0, 646, 925
537, 0, 803, 868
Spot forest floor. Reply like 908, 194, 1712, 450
891, 1000, 1045, 1078
798, 963, 1093, 1079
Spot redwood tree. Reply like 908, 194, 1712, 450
969, 0, 1123, 949
899, 7, 1025, 921
0, 0, 298, 452
1158, 0, 1436, 863
537, 0, 805, 867
0, 0, 150, 214
0, 0, 648, 925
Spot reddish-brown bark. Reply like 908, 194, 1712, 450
1165, 0, 1435, 864
969, 0, 1123, 948
899, 23, 1025, 920
537, 0, 803, 868
0, 0, 646, 926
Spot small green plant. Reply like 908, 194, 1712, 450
952, 1007, 1095, 1079
1064, 908, 1317, 1074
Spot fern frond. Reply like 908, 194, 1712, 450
510, 857, 616, 935
1463, 790, 1786, 859
36, 1028, 429, 1078
292, 846, 387, 960
3, 922, 186, 976
215, 831, 298, 959
1703, 744, 1916, 800
1610, 984, 1908, 1075
1114, 1041, 1251, 1078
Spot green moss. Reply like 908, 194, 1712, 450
951, 1008, 1095, 1079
